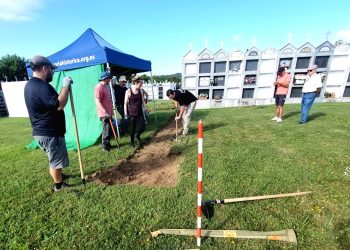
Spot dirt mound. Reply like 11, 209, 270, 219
91, 117, 181, 187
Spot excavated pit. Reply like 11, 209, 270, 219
90, 117, 182, 187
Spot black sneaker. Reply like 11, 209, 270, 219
62, 173, 69, 181
102, 147, 110, 152
52, 182, 71, 192
136, 135, 142, 145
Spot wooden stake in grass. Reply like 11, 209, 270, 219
69, 85, 86, 189
197, 120, 203, 247
151, 229, 297, 243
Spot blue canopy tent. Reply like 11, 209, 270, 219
26, 28, 155, 150
48, 28, 152, 74
27, 28, 152, 75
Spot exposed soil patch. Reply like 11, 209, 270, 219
91, 117, 181, 187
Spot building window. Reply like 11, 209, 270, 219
248, 51, 258, 56
201, 53, 210, 59
301, 47, 311, 53
185, 63, 196, 74
245, 60, 258, 71
244, 75, 256, 85
282, 48, 293, 54
214, 62, 226, 73
314, 56, 330, 68
344, 86, 350, 97
279, 58, 293, 68
347, 72, 350, 82
242, 88, 254, 98
293, 73, 308, 85
199, 62, 211, 73
229, 61, 241, 72
290, 87, 303, 97
296, 57, 311, 69
213, 89, 224, 100
320, 46, 330, 52
213, 76, 225, 86
198, 89, 209, 99
198, 76, 211, 87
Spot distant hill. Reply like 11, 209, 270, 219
140, 73, 181, 83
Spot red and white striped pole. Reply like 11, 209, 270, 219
197, 120, 203, 247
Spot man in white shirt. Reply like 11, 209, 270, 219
300, 64, 322, 124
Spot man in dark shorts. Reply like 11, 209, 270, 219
272, 67, 291, 123
166, 89, 197, 136
24, 55, 73, 192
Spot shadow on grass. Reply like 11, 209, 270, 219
335, 218, 350, 249
308, 112, 326, 122
283, 111, 300, 120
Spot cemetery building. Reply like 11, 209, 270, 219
182, 41, 350, 108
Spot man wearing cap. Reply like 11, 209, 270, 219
95, 71, 114, 151
24, 55, 73, 192
112, 75, 129, 134
166, 89, 197, 137
300, 65, 322, 124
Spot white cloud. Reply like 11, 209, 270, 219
0, 0, 45, 22
335, 29, 350, 42
233, 35, 241, 41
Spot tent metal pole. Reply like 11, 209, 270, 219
149, 71, 157, 126
106, 63, 121, 140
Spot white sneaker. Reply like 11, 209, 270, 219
276, 117, 282, 122
271, 116, 278, 121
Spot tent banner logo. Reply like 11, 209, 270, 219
53, 55, 96, 67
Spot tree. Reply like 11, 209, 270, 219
0, 54, 27, 82
140, 74, 151, 82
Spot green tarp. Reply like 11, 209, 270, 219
27, 64, 104, 150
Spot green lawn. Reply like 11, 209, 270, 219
0, 102, 349, 249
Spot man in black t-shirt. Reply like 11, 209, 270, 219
112, 75, 128, 134
166, 89, 197, 136
24, 55, 72, 192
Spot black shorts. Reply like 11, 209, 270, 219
275, 95, 286, 106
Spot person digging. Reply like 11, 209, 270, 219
166, 89, 197, 139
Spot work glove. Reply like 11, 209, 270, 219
175, 116, 181, 120
124, 114, 129, 120
63, 77, 73, 89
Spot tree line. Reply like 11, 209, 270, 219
0, 54, 182, 84
0, 54, 27, 82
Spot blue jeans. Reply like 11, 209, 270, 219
300, 92, 316, 123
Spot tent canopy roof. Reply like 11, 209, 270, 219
48, 28, 151, 74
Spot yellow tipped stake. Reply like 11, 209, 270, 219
151, 229, 297, 243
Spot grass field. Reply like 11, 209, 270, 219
0, 102, 349, 249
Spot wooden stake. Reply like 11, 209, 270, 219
151, 229, 297, 243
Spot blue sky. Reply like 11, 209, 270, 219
0, 0, 349, 75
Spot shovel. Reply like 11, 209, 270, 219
109, 118, 119, 149
202, 191, 312, 220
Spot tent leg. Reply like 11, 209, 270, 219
106, 63, 121, 141
150, 71, 157, 126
